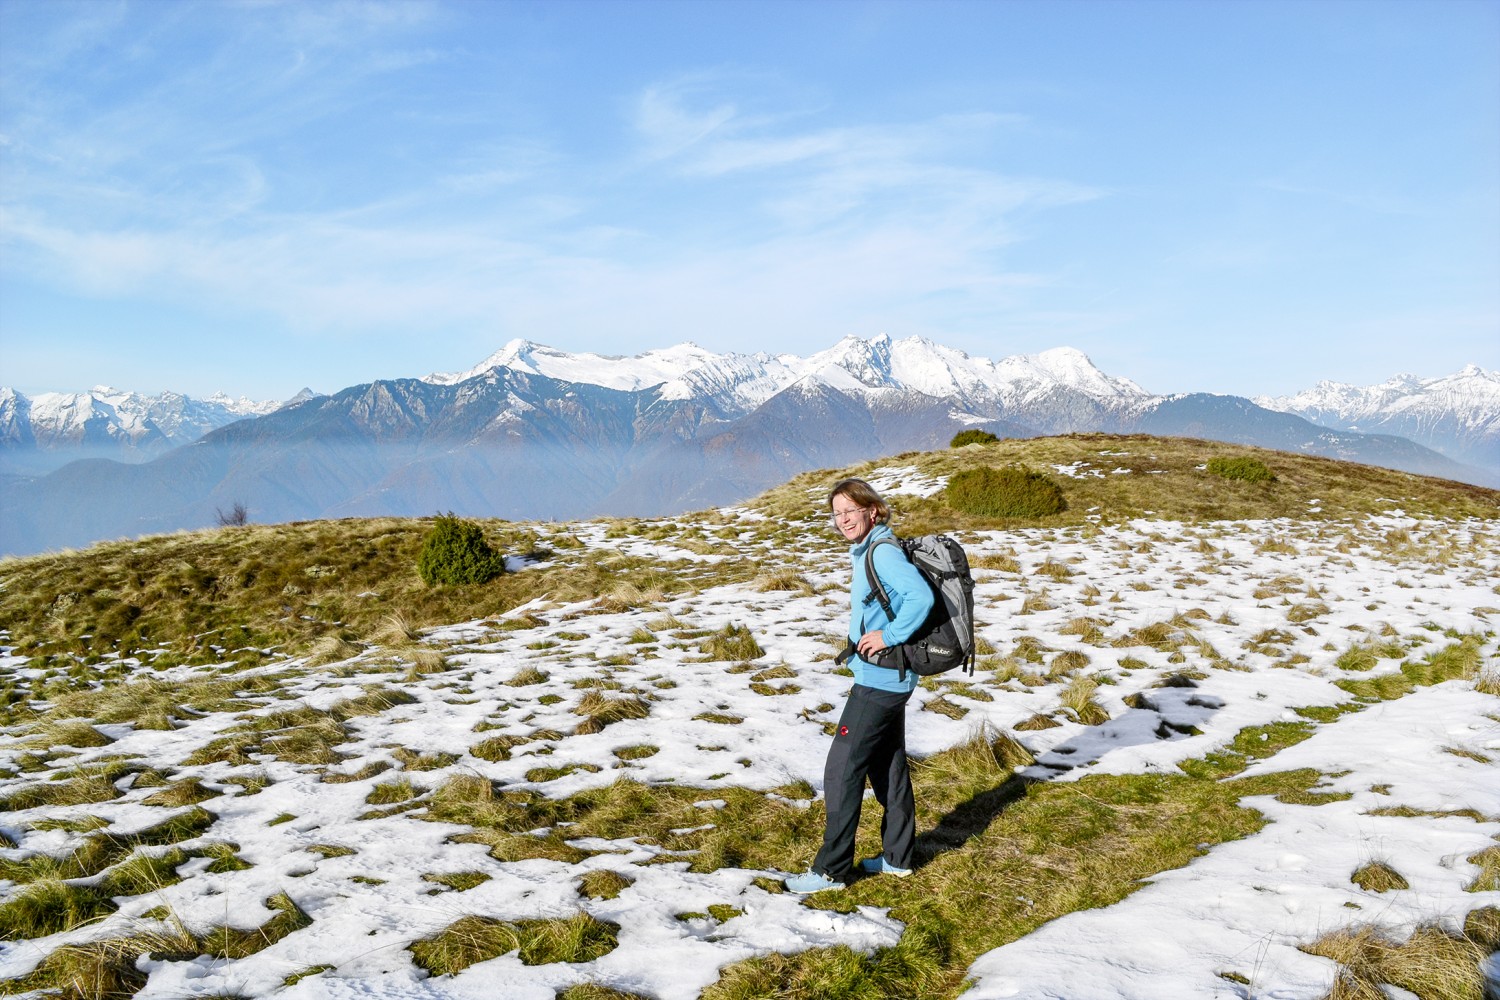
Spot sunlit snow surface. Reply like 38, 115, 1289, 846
2, 470, 1498, 998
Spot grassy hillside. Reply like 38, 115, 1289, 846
755, 432, 1500, 529
2, 434, 1494, 680
0, 433, 1497, 999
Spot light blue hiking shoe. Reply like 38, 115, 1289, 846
783, 870, 844, 894
858, 856, 913, 878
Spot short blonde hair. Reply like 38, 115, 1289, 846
828, 477, 890, 524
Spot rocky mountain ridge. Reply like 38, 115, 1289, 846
1, 336, 1492, 556
1256, 364, 1499, 469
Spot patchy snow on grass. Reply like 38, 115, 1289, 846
866, 466, 947, 498
1, 510, 1497, 999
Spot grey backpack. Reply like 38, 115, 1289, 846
838, 534, 977, 681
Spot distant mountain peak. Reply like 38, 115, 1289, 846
1256, 363, 1499, 467
428, 339, 725, 392
281, 388, 323, 408
429, 334, 1159, 416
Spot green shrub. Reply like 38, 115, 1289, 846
945, 466, 1066, 518
1206, 456, 1274, 483
417, 515, 506, 586
950, 429, 999, 448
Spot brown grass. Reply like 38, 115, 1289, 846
1303, 923, 1488, 1000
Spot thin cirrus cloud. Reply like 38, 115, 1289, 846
2, 0, 1108, 369
5, 63, 1099, 353
629, 84, 1094, 258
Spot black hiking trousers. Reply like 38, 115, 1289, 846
812, 683, 915, 882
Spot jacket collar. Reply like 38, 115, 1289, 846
850, 522, 894, 559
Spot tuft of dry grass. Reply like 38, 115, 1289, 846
365, 778, 424, 805
1303, 923, 1488, 1000
0, 879, 117, 939
506, 665, 550, 686
408, 912, 619, 974
556, 985, 654, 1000
307, 634, 362, 666
390, 748, 457, 772
4, 891, 313, 992
970, 553, 1020, 573
697, 624, 766, 662
1338, 636, 1485, 702
0, 772, 124, 812
421, 871, 491, 893
321, 760, 394, 784
573, 691, 652, 735
20, 720, 114, 749
579, 869, 635, 900
1047, 650, 1091, 679
915, 727, 1035, 787
1019, 592, 1055, 614
1113, 621, 1182, 652
1351, 860, 1410, 893
922, 695, 968, 720
1058, 616, 1108, 645
371, 612, 422, 645
406, 649, 450, 675
1465, 845, 1500, 893
756, 569, 816, 595
1033, 559, 1074, 581
432, 773, 496, 806
470, 732, 538, 762
0, 937, 147, 997
1059, 675, 1110, 726
140, 778, 218, 808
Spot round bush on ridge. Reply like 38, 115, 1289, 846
417, 515, 506, 586
950, 429, 999, 448
945, 466, 1066, 518
1206, 456, 1275, 483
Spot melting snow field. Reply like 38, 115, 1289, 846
2, 482, 1498, 998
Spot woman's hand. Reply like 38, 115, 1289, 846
856, 629, 888, 658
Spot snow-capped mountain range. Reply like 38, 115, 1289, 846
426, 336, 1149, 419
424, 334, 1496, 469
1, 334, 1494, 556
0, 385, 292, 475
1256, 364, 1500, 470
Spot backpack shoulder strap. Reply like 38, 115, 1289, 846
861, 535, 909, 681
862, 536, 900, 622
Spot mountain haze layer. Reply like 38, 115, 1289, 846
1, 336, 1491, 556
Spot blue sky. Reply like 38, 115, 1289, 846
1, 0, 1496, 401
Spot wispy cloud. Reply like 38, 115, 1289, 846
2, 8, 1104, 364
634, 82, 741, 162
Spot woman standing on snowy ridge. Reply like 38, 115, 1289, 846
784, 477, 935, 894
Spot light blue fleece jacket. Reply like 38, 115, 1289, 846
847, 523, 935, 693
